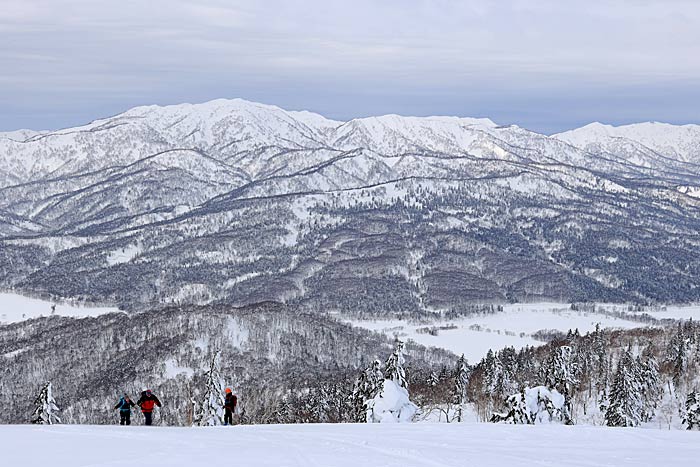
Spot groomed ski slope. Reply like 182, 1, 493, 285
3, 423, 698, 467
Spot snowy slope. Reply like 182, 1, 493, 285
2, 423, 698, 467
553, 121, 700, 164
0, 292, 119, 324
1, 98, 700, 308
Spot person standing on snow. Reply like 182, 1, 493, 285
223, 388, 237, 425
137, 389, 162, 426
114, 394, 135, 425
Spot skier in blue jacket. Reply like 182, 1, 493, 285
114, 395, 135, 425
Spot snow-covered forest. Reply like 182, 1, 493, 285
3, 299, 700, 431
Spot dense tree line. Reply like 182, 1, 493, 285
4, 299, 700, 429
466, 322, 700, 429
0, 302, 453, 425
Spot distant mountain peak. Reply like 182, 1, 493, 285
1, 98, 699, 309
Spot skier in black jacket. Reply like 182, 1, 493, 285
223, 388, 237, 425
137, 389, 162, 426
114, 395, 135, 425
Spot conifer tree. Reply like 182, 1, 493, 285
542, 345, 579, 421
591, 324, 609, 393
194, 350, 226, 426
683, 391, 700, 430
273, 396, 295, 424
351, 359, 384, 422
639, 347, 662, 422
543, 345, 579, 398
32, 382, 61, 425
385, 339, 407, 389
491, 388, 530, 424
454, 354, 470, 422
605, 349, 643, 427
496, 347, 518, 396
427, 372, 439, 387
666, 323, 688, 387
312, 384, 332, 423
367, 344, 418, 423
482, 349, 509, 397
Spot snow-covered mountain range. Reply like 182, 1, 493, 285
1, 99, 699, 309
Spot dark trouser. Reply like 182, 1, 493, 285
143, 411, 153, 426
119, 411, 131, 425
224, 409, 233, 425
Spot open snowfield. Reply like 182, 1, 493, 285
628, 304, 700, 321
0, 292, 120, 324
2, 423, 698, 467
347, 303, 655, 362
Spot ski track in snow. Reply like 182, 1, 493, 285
2, 423, 699, 467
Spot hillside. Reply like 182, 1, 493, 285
0, 302, 454, 425
3, 423, 698, 467
1, 99, 699, 310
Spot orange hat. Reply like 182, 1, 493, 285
225, 387, 232, 394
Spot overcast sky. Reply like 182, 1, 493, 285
1, 0, 699, 133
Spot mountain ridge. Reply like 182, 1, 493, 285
1, 98, 699, 310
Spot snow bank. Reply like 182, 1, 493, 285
2, 422, 699, 467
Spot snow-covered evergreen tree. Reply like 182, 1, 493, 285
273, 396, 295, 424
491, 386, 569, 425
194, 350, 226, 426
666, 323, 688, 386
543, 345, 579, 398
639, 347, 662, 422
351, 359, 384, 422
384, 339, 407, 389
32, 382, 60, 425
683, 391, 700, 430
312, 384, 332, 423
427, 371, 439, 387
605, 349, 643, 427
366, 379, 418, 423
491, 388, 530, 424
454, 354, 469, 422
365, 343, 417, 423
541, 345, 578, 422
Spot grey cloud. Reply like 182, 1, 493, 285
1, 0, 699, 133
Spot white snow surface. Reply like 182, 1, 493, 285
629, 304, 700, 321
2, 423, 698, 467
106, 244, 141, 266
0, 292, 119, 324
347, 303, 647, 363
553, 121, 700, 163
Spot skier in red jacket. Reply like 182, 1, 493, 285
137, 389, 162, 426
223, 388, 237, 425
